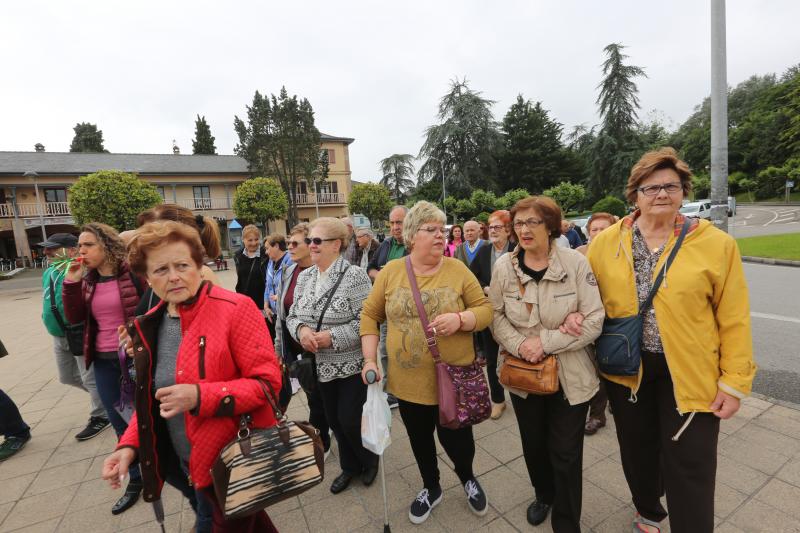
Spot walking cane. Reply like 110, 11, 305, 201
365, 369, 391, 533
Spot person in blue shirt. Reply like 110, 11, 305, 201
454, 220, 487, 266
561, 220, 583, 249
264, 233, 293, 343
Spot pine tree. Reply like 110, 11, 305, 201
69, 123, 107, 153
379, 154, 415, 202
192, 115, 217, 155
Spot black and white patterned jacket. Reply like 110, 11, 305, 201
286, 256, 370, 382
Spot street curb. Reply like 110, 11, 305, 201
742, 256, 800, 268
752, 391, 800, 412
0, 267, 26, 280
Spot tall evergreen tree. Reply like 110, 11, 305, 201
69, 122, 107, 153
379, 154, 416, 202
192, 115, 217, 154
418, 78, 501, 198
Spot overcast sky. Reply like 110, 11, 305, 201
2, 1, 798, 184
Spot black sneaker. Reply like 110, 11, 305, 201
409, 486, 443, 524
75, 416, 111, 441
464, 478, 488, 516
0, 435, 30, 462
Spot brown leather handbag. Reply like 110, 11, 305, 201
498, 278, 560, 395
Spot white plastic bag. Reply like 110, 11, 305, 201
361, 383, 392, 455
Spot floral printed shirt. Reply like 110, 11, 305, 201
632, 224, 665, 353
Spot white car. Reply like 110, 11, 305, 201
679, 201, 712, 219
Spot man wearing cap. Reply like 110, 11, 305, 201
40, 233, 110, 441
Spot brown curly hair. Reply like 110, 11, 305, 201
80, 222, 127, 274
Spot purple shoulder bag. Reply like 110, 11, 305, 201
404, 257, 491, 429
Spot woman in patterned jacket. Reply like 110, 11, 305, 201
286, 217, 379, 495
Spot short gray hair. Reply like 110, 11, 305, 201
356, 227, 373, 238
402, 201, 446, 250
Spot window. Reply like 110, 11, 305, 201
193, 186, 211, 209
326, 149, 336, 165
156, 186, 166, 200
318, 181, 339, 195
43, 188, 67, 203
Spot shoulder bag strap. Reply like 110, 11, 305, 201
404, 256, 442, 362
315, 265, 351, 332
48, 274, 69, 332
639, 218, 690, 316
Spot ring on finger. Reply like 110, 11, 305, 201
432, 327, 438, 336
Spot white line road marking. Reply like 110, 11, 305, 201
751, 312, 800, 324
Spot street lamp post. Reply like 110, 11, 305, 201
429, 157, 447, 223
24, 171, 47, 242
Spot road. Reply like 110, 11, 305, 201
729, 205, 800, 238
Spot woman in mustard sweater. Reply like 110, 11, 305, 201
360, 201, 493, 526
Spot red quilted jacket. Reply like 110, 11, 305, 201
118, 282, 282, 499
62, 262, 144, 368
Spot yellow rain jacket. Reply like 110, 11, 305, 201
587, 212, 756, 414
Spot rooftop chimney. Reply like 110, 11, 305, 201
172, 139, 180, 155
34, 143, 45, 152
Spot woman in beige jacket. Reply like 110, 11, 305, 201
488, 196, 604, 533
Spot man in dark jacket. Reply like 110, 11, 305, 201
561, 220, 583, 249
354, 228, 380, 269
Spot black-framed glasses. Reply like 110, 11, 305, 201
487, 224, 505, 231
637, 182, 683, 196
306, 237, 338, 246
513, 218, 544, 230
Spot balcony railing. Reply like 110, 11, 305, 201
178, 198, 232, 211
295, 192, 346, 206
0, 202, 71, 218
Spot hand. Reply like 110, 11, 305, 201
299, 326, 318, 353
263, 308, 274, 322
269, 294, 279, 302
65, 257, 84, 282
155, 384, 198, 419
483, 286, 490, 295
313, 330, 332, 349
368, 269, 378, 281
102, 447, 137, 489
709, 390, 741, 419
428, 312, 461, 337
558, 312, 585, 337
518, 337, 545, 363
117, 325, 134, 357
361, 360, 382, 384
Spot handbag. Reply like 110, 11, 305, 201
404, 256, 491, 430
48, 275, 84, 356
211, 378, 325, 519
498, 278, 560, 395
288, 265, 350, 391
595, 219, 690, 376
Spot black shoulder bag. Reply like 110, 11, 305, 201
48, 275, 85, 356
595, 219, 689, 376
289, 265, 351, 391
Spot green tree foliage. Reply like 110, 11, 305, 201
543, 181, 586, 213
348, 183, 393, 228
192, 115, 217, 155
418, 78, 501, 197
379, 154, 416, 202
454, 198, 477, 223
591, 196, 627, 218
496, 188, 531, 210
497, 96, 572, 193
68, 170, 161, 229
754, 158, 800, 200
234, 88, 326, 228
691, 173, 711, 199
469, 189, 498, 214
233, 177, 288, 230
70, 123, 107, 153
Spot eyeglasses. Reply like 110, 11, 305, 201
487, 224, 505, 231
306, 237, 338, 246
287, 240, 303, 248
513, 218, 544, 230
637, 182, 683, 196
417, 226, 444, 235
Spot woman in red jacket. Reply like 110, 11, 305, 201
102, 221, 282, 533
62, 222, 146, 515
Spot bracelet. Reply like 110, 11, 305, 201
455, 312, 464, 331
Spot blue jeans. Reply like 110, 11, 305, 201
0, 389, 30, 439
93, 357, 141, 482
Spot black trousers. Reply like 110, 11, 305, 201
478, 329, 506, 404
604, 351, 720, 533
0, 389, 29, 439
588, 381, 608, 422
317, 374, 377, 475
398, 399, 475, 491
510, 391, 588, 533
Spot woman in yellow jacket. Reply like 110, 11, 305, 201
585, 148, 755, 533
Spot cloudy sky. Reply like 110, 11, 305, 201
1, 1, 798, 183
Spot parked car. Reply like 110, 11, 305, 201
680, 200, 712, 219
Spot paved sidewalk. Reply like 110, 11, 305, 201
1, 271, 799, 532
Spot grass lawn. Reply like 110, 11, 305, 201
736, 232, 800, 261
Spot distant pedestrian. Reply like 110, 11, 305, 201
234, 225, 268, 313
561, 220, 582, 249
354, 228, 379, 269
264, 232, 292, 342
453, 220, 486, 266
40, 233, 109, 441
444, 224, 463, 257
341, 216, 361, 266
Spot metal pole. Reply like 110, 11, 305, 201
710, 0, 729, 233
440, 160, 447, 223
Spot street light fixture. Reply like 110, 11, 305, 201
24, 171, 47, 242
428, 157, 447, 223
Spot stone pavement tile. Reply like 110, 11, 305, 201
30, 411, 85, 435
82, 455, 107, 481
437, 445, 500, 478
119, 512, 182, 532
742, 396, 774, 412
581, 441, 608, 469
297, 471, 338, 507
0, 450, 53, 481
5, 517, 61, 533
41, 435, 108, 470
582, 426, 620, 457
719, 413, 750, 435
362, 506, 447, 533
6, 382, 48, 397
14, 430, 69, 459
116, 484, 184, 531
398, 459, 460, 492
471, 418, 505, 440
581, 479, 627, 528
476, 516, 517, 532
382, 437, 420, 473
733, 423, 800, 457
713, 522, 747, 533
178, 508, 197, 533
776, 456, 800, 488
727, 498, 800, 532
23, 457, 92, 497
0, 488, 73, 531
303, 491, 371, 532
26, 387, 67, 405
271, 508, 309, 533
504, 500, 553, 532
718, 434, 790, 476
16, 398, 56, 415
352, 464, 413, 517
713, 481, 749, 521
477, 428, 523, 465
583, 457, 631, 502
753, 477, 800, 521
65, 477, 121, 513
716, 454, 770, 495
753, 405, 800, 440
475, 465, 531, 515
0, 473, 36, 506
16, 410, 49, 427
436, 483, 498, 531
0, 502, 13, 527
264, 495, 299, 517
56, 500, 122, 533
